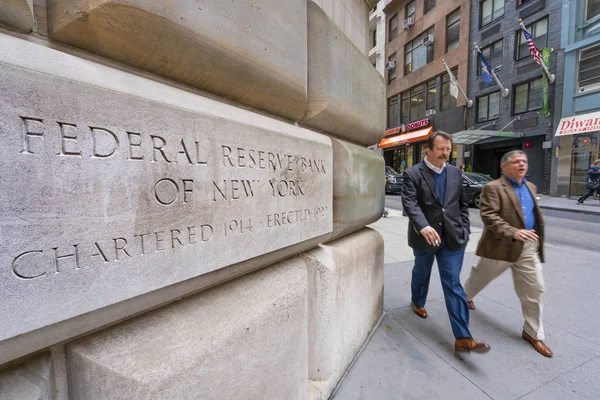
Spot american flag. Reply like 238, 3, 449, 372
521, 24, 542, 66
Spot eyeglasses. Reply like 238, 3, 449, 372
509, 159, 528, 165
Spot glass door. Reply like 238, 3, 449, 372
569, 134, 599, 197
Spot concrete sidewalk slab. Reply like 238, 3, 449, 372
332, 314, 490, 400
389, 296, 600, 400
538, 196, 600, 215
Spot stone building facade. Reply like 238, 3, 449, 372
0, 1, 385, 399
466, 0, 563, 191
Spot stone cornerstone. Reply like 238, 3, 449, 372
0, 1, 385, 399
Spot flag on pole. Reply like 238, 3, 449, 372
521, 23, 543, 66
476, 47, 494, 86
444, 62, 459, 99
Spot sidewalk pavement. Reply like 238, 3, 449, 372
537, 196, 600, 215
333, 210, 600, 400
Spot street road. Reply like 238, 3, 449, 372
385, 194, 600, 252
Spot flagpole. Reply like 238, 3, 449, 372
474, 43, 509, 97
443, 60, 473, 108
519, 19, 555, 84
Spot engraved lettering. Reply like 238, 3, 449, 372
12, 250, 45, 279
53, 244, 80, 273
222, 145, 234, 167
155, 231, 166, 251
151, 135, 172, 163
195, 141, 208, 165
188, 226, 197, 244
248, 149, 257, 168
19, 116, 44, 155
57, 122, 82, 157
113, 238, 132, 261
258, 151, 266, 169
171, 229, 183, 248
231, 179, 240, 199
90, 127, 119, 158
237, 148, 246, 167
182, 179, 194, 203
268, 152, 276, 171
154, 178, 179, 205
213, 180, 227, 201
90, 241, 109, 263
134, 233, 150, 255
127, 131, 144, 160
201, 224, 213, 241
174, 139, 193, 164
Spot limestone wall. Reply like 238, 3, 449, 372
0, 1, 385, 398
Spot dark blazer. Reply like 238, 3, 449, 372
401, 162, 470, 252
476, 176, 545, 263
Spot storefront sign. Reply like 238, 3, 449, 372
555, 111, 600, 136
384, 118, 430, 138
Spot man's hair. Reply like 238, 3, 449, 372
594, 159, 600, 166
500, 150, 527, 165
427, 131, 453, 149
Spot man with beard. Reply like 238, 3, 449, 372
401, 132, 490, 353
464, 150, 552, 357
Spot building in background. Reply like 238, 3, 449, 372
552, 0, 600, 198
369, 0, 389, 77
464, 0, 562, 192
380, 0, 471, 173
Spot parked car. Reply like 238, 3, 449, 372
462, 172, 493, 208
385, 166, 403, 194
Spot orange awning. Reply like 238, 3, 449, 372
378, 127, 433, 149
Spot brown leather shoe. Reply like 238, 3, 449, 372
522, 331, 553, 357
455, 338, 491, 354
411, 303, 427, 319
468, 300, 476, 310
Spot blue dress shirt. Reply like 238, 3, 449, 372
505, 176, 535, 230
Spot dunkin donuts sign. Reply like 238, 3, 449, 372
384, 118, 430, 137
555, 111, 600, 136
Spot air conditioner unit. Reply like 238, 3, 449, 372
385, 61, 396, 71
423, 34, 434, 46
403, 17, 415, 30
425, 109, 436, 117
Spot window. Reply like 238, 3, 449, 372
516, 17, 548, 60
389, 14, 398, 42
387, 53, 397, 84
371, 28, 377, 48
446, 8, 461, 52
406, 1, 416, 20
425, 0, 436, 14
586, 0, 600, 22
399, 79, 437, 123
477, 39, 503, 75
514, 77, 543, 114
442, 68, 458, 110
480, 0, 504, 27
477, 92, 500, 122
388, 96, 399, 127
518, 0, 534, 6
405, 28, 435, 74
578, 44, 600, 92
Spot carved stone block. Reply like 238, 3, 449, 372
303, 1, 385, 147
304, 228, 384, 400
0, 0, 34, 32
0, 33, 331, 359
0, 353, 53, 400
48, 0, 308, 122
67, 259, 308, 400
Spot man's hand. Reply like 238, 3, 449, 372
421, 226, 441, 247
513, 229, 539, 242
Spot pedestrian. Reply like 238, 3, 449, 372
464, 150, 552, 357
460, 164, 466, 172
576, 159, 600, 205
383, 174, 390, 218
401, 131, 490, 354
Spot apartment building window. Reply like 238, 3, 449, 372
400, 79, 437, 123
446, 8, 461, 52
586, 0, 600, 21
477, 39, 503, 75
405, 28, 435, 74
442, 68, 458, 110
516, 17, 548, 60
578, 44, 600, 92
425, 0, 436, 14
372, 28, 377, 48
514, 77, 543, 114
480, 0, 504, 27
517, 0, 534, 6
389, 14, 398, 42
388, 96, 400, 127
406, 1, 416, 20
388, 53, 397, 84
477, 92, 500, 122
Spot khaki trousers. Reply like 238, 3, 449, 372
465, 242, 545, 340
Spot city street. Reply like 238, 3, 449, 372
335, 196, 600, 400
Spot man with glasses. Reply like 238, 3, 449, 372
464, 150, 552, 357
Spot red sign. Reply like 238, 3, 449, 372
556, 111, 600, 136
581, 137, 591, 145
384, 118, 430, 138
